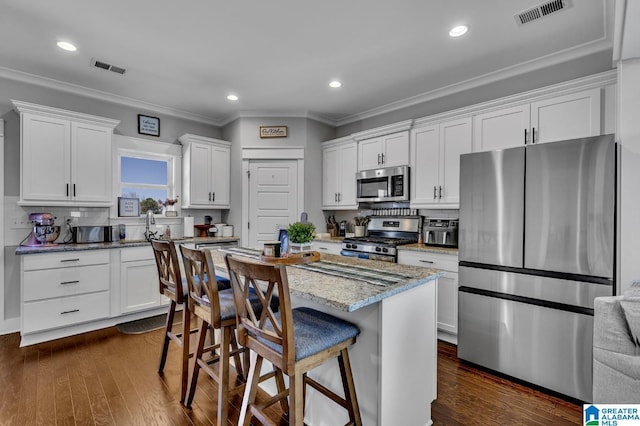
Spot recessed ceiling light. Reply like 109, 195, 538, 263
56, 41, 77, 52
227, 94, 239, 101
449, 25, 468, 38
329, 80, 342, 88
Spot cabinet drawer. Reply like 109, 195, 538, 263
314, 241, 342, 255
121, 245, 154, 262
22, 291, 110, 334
22, 250, 110, 271
398, 250, 458, 272
23, 264, 110, 302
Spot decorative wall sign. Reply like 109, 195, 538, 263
118, 197, 140, 217
138, 114, 160, 136
260, 126, 288, 138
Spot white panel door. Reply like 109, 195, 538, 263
211, 144, 230, 207
380, 131, 409, 167
190, 143, 213, 206
410, 124, 440, 206
530, 88, 601, 144
322, 146, 339, 207
71, 122, 111, 202
440, 117, 472, 205
21, 113, 70, 201
473, 104, 531, 151
358, 137, 383, 171
249, 160, 298, 249
338, 143, 358, 206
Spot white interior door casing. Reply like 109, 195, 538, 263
248, 160, 299, 249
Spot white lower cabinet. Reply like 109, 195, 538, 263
120, 246, 167, 313
21, 251, 111, 334
313, 240, 342, 255
397, 250, 458, 335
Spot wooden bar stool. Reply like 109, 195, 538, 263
179, 245, 248, 425
224, 254, 362, 426
151, 239, 194, 403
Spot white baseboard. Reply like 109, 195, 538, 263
437, 330, 457, 345
0, 317, 20, 335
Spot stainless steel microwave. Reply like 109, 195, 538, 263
356, 165, 409, 203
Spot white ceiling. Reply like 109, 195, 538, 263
0, 0, 613, 127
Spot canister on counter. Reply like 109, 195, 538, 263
263, 241, 281, 257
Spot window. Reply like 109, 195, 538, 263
119, 154, 173, 214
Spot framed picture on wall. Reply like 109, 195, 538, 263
138, 114, 160, 137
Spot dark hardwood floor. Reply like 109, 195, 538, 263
0, 325, 582, 425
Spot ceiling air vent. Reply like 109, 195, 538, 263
90, 58, 127, 75
515, 0, 570, 26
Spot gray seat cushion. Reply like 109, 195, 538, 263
259, 307, 360, 361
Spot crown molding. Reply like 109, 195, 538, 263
178, 133, 230, 146
351, 120, 413, 141
334, 37, 613, 127
219, 109, 336, 127
0, 66, 221, 127
11, 99, 120, 128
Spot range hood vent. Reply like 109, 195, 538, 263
90, 58, 127, 75
515, 0, 570, 25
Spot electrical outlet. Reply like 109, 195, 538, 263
11, 216, 31, 229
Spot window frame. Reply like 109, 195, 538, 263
111, 135, 182, 219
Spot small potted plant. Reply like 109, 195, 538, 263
287, 222, 316, 253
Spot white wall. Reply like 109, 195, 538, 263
618, 58, 640, 294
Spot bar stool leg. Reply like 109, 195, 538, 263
179, 306, 191, 403
338, 348, 362, 426
217, 326, 231, 426
239, 351, 263, 426
186, 320, 208, 408
289, 370, 305, 426
159, 300, 177, 373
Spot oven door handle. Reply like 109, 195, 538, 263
341, 249, 370, 259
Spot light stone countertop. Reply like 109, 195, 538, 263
15, 236, 240, 255
211, 250, 441, 312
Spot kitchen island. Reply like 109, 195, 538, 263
211, 248, 441, 426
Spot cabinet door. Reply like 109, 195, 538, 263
189, 143, 213, 206
439, 117, 472, 205
121, 260, 160, 313
380, 131, 409, 167
410, 125, 440, 206
21, 113, 71, 201
322, 146, 339, 207
473, 104, 530, 151
530, 88, 601, 144
358, 137, 383, 171
211, 144, 231, 207
338, 143, 358, 206
71, 122, 112, 202
437, 272, 458, 335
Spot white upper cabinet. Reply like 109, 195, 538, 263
411, 117, 472, 208
353, 120, 413, 171
358, 131, 409, 171
473, 88, 602, 151
12, 100, 120, 206
322, 137, 358, 209
180, 134, 231, 209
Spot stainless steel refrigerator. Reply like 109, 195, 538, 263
457, 134, 615, 402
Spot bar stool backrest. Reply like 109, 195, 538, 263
225, 254, 294, 373
151, 240, 185, 304
180, 245, 224, 328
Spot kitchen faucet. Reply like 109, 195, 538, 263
144, 210, 158, 241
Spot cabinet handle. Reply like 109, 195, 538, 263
60, 258, 80, 263
524, 128, 527, 145
381, 153, 385, 164
419, 259, 434, 264
73, 184, 76, 197
335, 193, 338, 202
209, 192, 212, 201
61, 309, 80, 315
532, 127, 536, 144
439, 186, 443, 199
66, 184, 69, 197
338, 192, 341, 202
377, 153, 381, 165
433, 186, 437, 199
212, 192, 215, 202
60, 280, 80, 285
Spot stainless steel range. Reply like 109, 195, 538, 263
341, 216, 422, 262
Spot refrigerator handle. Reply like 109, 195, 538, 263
443, 231, 449, 245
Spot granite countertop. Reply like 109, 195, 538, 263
211, 249, 441, 312
15, 236, 240, 255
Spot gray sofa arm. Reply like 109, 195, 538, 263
594, 296, 636, 356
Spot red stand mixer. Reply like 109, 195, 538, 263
24, 213, 60, 247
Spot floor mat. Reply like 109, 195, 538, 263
117, 312, 182, 334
